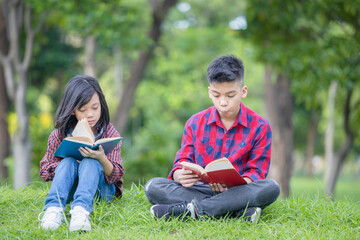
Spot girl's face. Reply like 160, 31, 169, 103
73, 93, 101, 129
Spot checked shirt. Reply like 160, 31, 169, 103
169, 102, 272, 182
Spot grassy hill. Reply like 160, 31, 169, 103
0, 177, 359, 239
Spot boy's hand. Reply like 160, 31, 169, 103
209, 183, 228, 193
173, 169, 200, 188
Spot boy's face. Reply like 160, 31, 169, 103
208, 80, 247, 121
73, 93, 101, 130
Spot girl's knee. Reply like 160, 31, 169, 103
81, 158, 102, 168
57, 157, 78, 169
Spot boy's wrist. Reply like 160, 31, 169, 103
243, 177, 253, 183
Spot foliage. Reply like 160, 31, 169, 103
0, 177, 359, 239
2, 0, 358, 191
243, 0, 360, 108
120, 1, 266, 185
243, 0, 360, 162
29, 27, 82, 109
29, 113, 53, 181
45, 0, 150, 51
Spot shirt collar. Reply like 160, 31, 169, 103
207, 102, 248, 128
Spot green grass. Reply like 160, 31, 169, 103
0, 177, 359, 239
290, 176, 360, 202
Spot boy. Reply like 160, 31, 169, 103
145, 55, 280, 222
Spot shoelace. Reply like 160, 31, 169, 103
70, 208, 89, 223
38, 209, 62, 222
169, 203, 188, 214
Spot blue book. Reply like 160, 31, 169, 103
54, 136, 122, 160
53, 118, 122, 160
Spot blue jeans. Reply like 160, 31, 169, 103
145, 177, 280, 218
44, 157, 116, 213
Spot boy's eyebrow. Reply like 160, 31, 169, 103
210, 89, 237, 94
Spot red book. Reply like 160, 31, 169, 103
179, 157, 247, 188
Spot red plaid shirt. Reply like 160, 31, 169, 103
169, 102, 272, 182
40, 123, 124, 197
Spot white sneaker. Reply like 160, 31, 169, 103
69, 206, 91, 231
38, 207, 64, 230
251, 207, 261, 224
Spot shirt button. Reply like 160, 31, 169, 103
226, 134, 229, 137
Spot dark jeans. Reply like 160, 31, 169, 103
145, 177, 280, 218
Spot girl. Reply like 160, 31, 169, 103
38, 75, 124, 231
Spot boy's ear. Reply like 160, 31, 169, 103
241, 86, 248, 98
208, 86, 211, 98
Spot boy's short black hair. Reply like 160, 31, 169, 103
207, 55, 244, 85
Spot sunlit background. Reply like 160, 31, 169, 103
0, 0, 359, 201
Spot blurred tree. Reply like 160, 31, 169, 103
122, 0, 255, 185
48, 1, 149, 78
244, 0, 360, 198
113, 0, 178, 134
0, 3, 10, 179
319, 1, 360, 200
43, 0, 151, 126
0, 0, 47, 188
29, 27, 81, 108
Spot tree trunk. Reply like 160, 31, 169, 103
325, 87, 354, 200
265, 66, 294, 198
305, 111, 318, 177
113, 45, 123, 98
0, 68, 10, 179
0, 0, 46, 188
13, 71, 31, 188
113, 0, 178, 134
0, 2, 10, 179
84, 36, 97, 78
324, 81, 337, 199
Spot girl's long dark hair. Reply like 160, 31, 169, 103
54, 75, 110, 139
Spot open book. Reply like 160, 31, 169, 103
179, 157, 247, 188
54, 118, 122, 160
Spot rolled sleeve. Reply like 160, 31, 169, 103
104, 141, 124, 184
102, 123, 124, 197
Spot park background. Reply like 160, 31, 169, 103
0, 0, 360, 200
0, 0, 359, 238
0, 1, 359, 237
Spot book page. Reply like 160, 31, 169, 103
72, 118, 95, 143
95, 137, 122, 144
205, 157, 235, 172
65, 136, 93, 145
179, 161, 206, 175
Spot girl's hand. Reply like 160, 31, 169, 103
209, 183, 228, 193
79, 145, 114, 176
173, 169, 200, 187
79, 145, 106, 161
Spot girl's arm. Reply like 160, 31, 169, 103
96, 148, 114, 176
40, 130, 63, 181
